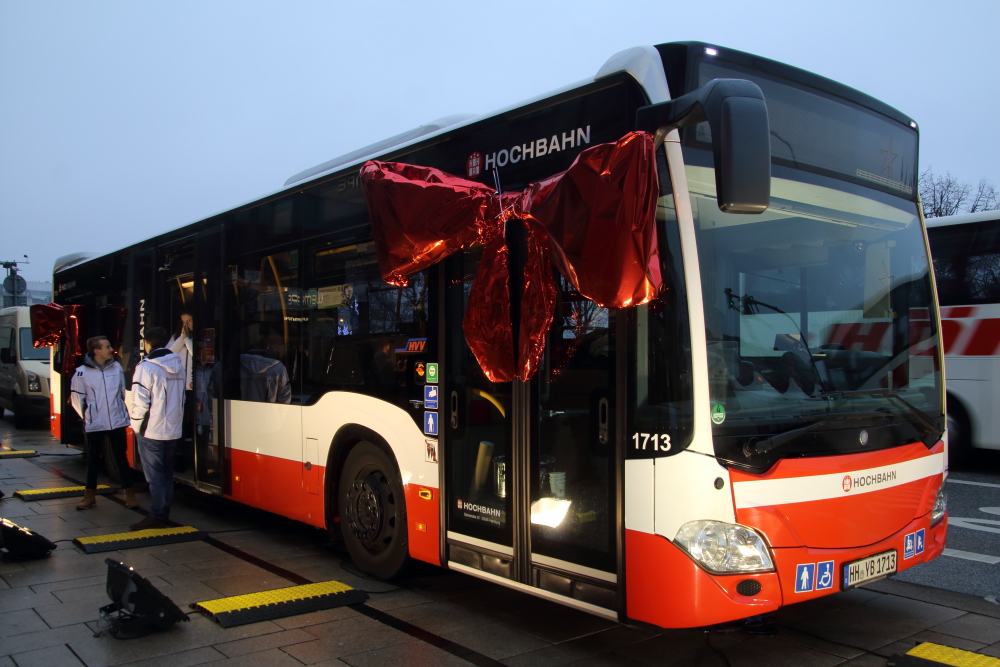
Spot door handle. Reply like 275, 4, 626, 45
598, 397, 609, 445
450, 390, 459, 429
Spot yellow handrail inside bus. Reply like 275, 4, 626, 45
471, 388, 506, 419
267, 255, 289, 344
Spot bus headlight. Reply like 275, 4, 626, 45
674, 520, 775, 574
27, 373, 40, 392
931, 487, 947, 526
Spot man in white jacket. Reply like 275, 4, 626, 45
128, 326, 185, 530
70, 336, 138, 510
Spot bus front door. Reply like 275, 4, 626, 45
443, 244, 618, 613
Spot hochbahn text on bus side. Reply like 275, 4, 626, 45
46, 41, 948, 629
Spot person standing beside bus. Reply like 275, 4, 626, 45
167, 312, 194, 391
167, 311, 196, 471
128, 326, 185, 530
70, 336, 138, 510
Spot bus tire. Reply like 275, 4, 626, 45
946, 396, 971, 468
338, 441, 409, 579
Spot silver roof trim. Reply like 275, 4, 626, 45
595, 45, 671, 103
924, 210, 1000, 228
54, 252, 98, 274
280, 78, 591, 190
284, 114, 476, 186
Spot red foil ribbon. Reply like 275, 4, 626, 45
62, 305, 85, 376
30, 303, 65, 348
360, 131, 660, 381
29, 302, 86, 375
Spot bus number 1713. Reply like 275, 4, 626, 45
633, 432, 672, 452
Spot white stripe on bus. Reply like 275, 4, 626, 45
732, 453, 944, 509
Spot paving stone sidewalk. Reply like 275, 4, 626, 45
2, 419, 999, 666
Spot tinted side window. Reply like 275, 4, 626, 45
224, 248, 300, 404
930, 221, 1000, 306
301, 235, 429, 405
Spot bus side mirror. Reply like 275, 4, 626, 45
636, 78, 771, 214
0, 348, 13, 364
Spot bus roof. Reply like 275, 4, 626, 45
283, 45, 671, 188
924, 210, 1000, 228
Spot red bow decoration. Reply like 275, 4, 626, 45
30, 302, 85, 375
360, 131, 661, 382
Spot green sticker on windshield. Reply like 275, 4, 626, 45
711, 403, 726, 424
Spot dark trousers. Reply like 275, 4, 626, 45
84, 427, 134, 490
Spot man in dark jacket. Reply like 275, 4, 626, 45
70, 336, 137, 509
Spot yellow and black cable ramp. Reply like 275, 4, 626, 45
0, 449, 39, 458
14, 485, 114, 500
192, 580, 368, 628
889, 643, 1000, 666
74, 526, 206, 554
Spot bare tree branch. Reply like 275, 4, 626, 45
919, 168, 969, 217
968, 178, 999, 213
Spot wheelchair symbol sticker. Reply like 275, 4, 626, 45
816, 560, 835, 590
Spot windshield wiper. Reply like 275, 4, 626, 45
811, 389, 943, 446
744, 410, 894, 457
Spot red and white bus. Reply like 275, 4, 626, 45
926, 210, 1000, 463
47, 41, 947, 629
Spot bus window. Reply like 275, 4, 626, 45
225, 248, 300, 403
301, 236, 429, 405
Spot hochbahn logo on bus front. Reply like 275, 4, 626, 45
843, 468, 898, 493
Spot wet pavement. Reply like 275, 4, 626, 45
2, 417, 1000, 666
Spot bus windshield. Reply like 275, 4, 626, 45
683, 161, 941, 468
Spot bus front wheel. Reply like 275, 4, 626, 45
338, 441, 409, 579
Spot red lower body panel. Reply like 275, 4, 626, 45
405, 484, 441, 566
626, 513, 947, 629
225, 448, 325, 528
222, 448, 438, 567
626, 529, 781, 628
772, 514, 946, 604
50, 395, 60, 440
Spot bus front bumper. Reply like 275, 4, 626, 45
625, 514, 946, 629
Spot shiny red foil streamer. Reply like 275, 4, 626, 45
463, 232, 516, 383
520, 132, 661, 309
30, 303, 65, 348
30, 303, 85, 375
63, 305, 85, 376
360, 162, 491, 286
360, 131, 659, 380
517, 225, 556, 381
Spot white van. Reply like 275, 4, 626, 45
0, 306, 51, 428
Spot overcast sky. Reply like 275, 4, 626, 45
2, 0, 998, 283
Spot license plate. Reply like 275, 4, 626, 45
842, 549, 897, 589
